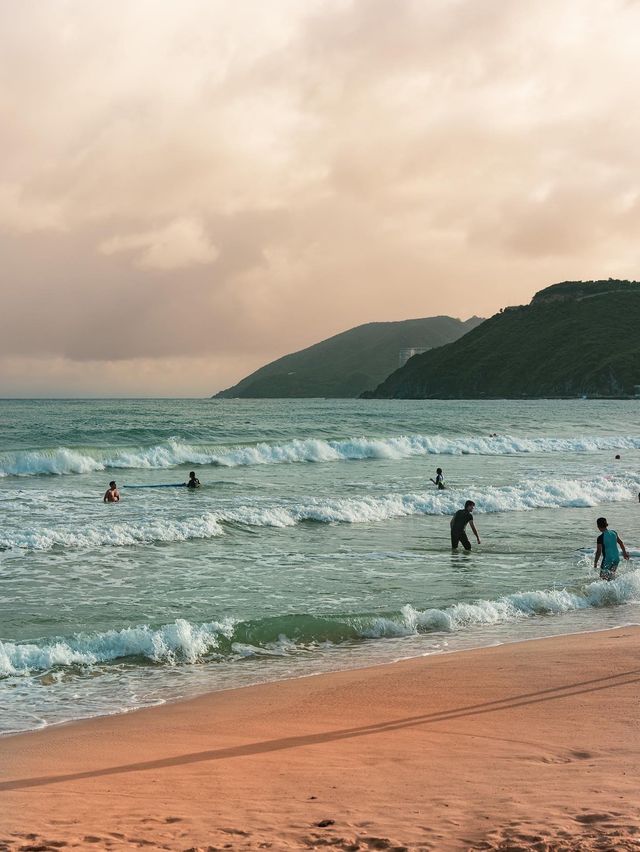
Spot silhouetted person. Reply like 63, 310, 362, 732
186, 471, 201, 489
450, 500, 480, 551
431, 467, 445, 490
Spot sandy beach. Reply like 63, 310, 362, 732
1, 627, 639, 851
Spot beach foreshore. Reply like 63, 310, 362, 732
1, 629, 639, 851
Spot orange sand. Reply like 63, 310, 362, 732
1, 628, 640, 851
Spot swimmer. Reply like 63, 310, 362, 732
450, 500, 481, 551
103, 481, 120, 502
186, 471, 201, 489
430, 467, 445, 490
594, 516, 629, 581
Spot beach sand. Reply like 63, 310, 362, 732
1, 628, 639, 851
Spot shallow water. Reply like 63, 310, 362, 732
1, 398, 639, 734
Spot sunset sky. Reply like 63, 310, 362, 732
2, 0, 639, 396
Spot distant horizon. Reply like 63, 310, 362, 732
1, 308, 484, 398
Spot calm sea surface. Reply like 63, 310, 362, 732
1, 398, 639, 735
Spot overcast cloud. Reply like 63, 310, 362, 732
1, 0, 639, 395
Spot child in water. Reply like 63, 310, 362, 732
431, 468, 445, 490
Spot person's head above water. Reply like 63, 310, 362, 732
189, 471, 196, 479
464, 500, 475, 511
109, 481, 117, 489
615, 454, 621, 460
596, 516, 608, 530
436, 467, 443, 475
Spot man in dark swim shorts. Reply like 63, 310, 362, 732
450, 500, 481, 550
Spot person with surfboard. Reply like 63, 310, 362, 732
103, 481, 120, 502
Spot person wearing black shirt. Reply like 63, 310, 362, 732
450, 500, 481, 550
186, 471, 201, 489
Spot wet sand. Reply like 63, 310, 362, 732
1, 627, 639, 851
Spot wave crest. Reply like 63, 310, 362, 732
3, 474, 638, 551
3, 433, 640, 476
3, 570, 639, 677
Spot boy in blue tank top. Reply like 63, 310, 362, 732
594, 517, 629, 580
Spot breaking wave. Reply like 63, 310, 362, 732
1, 514, 224, 551
2, 433, 640, 477
3, 569, 639, 677
220, 474, 639, 528
2, 474, 638, 551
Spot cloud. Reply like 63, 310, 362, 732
100, 218, 220, 270
0, 182, 66, 233
1, 0, 640, 394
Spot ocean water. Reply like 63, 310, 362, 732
1, 398, 640, 735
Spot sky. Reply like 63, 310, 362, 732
1, 0, 639, 397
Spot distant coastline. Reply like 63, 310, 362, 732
214, 315, 483, 399
363, 279, 640, 400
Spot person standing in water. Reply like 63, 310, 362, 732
186, 471, 201, 489
594, 516, 629, 580
431, 467, 445, 490
103, 481, 120, 502
450, 500, 480, 551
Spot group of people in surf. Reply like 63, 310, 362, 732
430, 466, 629, 580
429, 468, 481, 551
103, 471, 201, 502
103, 461, 630, 582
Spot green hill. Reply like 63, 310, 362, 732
363, 280, 640, 399
213, 315, 483, 398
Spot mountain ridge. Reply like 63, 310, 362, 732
214, 315, 483, 398
362, 280, 640, 399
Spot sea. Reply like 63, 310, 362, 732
1, 398, 640, 736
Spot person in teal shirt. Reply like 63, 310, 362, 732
594, 516, 629, 580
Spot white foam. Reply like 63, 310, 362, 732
0, 617, 236, 677
0, 447, 107, 477
2, 474, 638, 551
2, 433, 640, 476
0, 513, 224, 550
356, 572, 640, 639
222, 474, 639, 527
3, 571, 639, 677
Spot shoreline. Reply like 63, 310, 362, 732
4, 615, 638, 741
2, 627, 639, 850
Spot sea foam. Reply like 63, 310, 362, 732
223, 473, 638, 527
0, 514, 224, 551
2, 474, 638, 551
3, 570, 639, 677
2, 432, 640, 476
